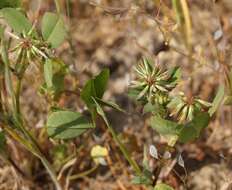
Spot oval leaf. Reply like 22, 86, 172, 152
178, 112, 210, 143
46, 111, 93, 139
94, 69, 110, 99
150, 116, 183, 146
81, 69, 109, 108
42, 12, 66, 48
81, 80, 96, 108
150, 116, 182, 136
0, 8, 32, 34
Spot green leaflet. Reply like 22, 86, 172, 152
150, 111, 210, 145
0, 8, 32, 34
42, 58, 68, 100
150, 116, 183, 136
150, 116, 182, 146
81, 69, 109, 108
178, 112, 210, 143
42, 12, 67, 48
131, 175, 152, 186
46, 111, 93, 139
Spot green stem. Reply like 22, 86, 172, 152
13, 82, 62, 190
0, 153, 26, 177
3, 124, 62, 190
1, 40, 62, 190
0, 76, 5, 114
41, 157, 62, 190
15, 79, 22, 115
54, 0, 61, 14
93, 99, 142, 176
69, 164, 99, 181
65, 0, 71, 22
172, 0, 182, 26
106, 122, 142, 175
1, 40, 16, 111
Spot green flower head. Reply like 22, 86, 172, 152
167, 93, 212, 123
130, 58, 180, 102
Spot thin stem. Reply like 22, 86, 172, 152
65, 0, 71, 23
69, 164, 99, 181
0, 152, 26, 178
106, 121, 142, 175
3, 123, 62, 190
1, 39, 62, 190
41, 158, 62, 190
2, 124, 40, 157
172, 0, 182, 26
93, 98, 142, 176
54, 0, 61, 14
1, 40, 16, 111
0, 76, 5, 114
15, 79, 22, 115
14, 80, 62, 190
8, 157, 27, 177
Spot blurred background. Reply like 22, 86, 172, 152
1, 0, 232, 189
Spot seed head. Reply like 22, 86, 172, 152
130, 58, 180, 102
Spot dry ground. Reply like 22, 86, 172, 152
1, 0, 232, 189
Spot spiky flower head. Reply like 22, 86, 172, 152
167, 92, 211, 123
130, 58, 180, 103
